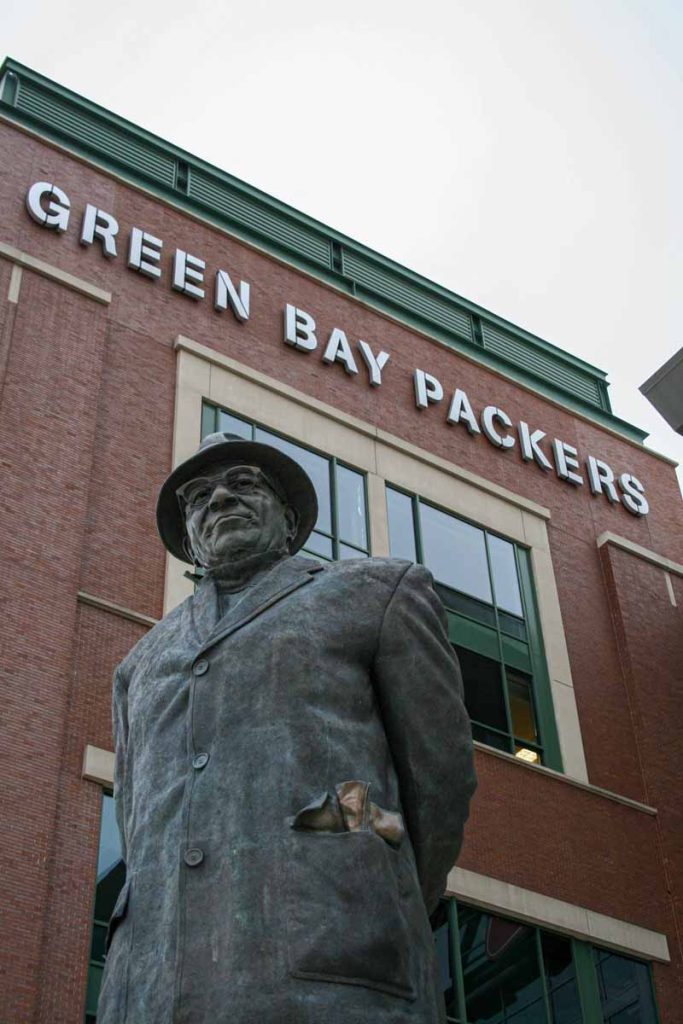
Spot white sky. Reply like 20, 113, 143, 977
4, 0, 682, 490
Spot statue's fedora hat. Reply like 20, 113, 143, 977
156, 432, 318, 563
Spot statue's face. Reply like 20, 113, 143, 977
179, 463, 297, 568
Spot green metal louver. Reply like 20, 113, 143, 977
341, 250, 474, 342
481, 323, 606, 408
189, 170, 331, 267
15, 81, 176, 187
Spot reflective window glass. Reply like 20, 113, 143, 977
459, 906, 546, 1024
386, 487, 417, 562
420, 503, 492, 604
339, 543, 368, 560
303, 531, 333, 560
595, 950, 657, 1024
455, 646, 508, 733
336, 465, 367, 548
216, 409, 252, 440
254, 427, 332, 534
488, 534, 524, 617
507, 670, 538, 744
542, 933, 582, 1024
87, 793, 125, 1022
438, 900, 659, 1024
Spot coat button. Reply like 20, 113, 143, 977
192, 753, 210, 770
184, 848, 204, 867
193, 659, 209, 676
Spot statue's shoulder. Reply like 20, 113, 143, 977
115, 595, 191, 677
318, 556, 423, 590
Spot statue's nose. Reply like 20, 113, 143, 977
208, 483, 238, 511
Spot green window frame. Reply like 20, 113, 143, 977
385, 485, 562, 771
201, 402, 371, 561
435, 897, 660, 1024
85, 791, 125, 1023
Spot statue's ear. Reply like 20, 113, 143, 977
284, 506, 299, 547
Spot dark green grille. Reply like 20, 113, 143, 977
16, 82, 176, 187
189, 171, 330, 266
481, 323, 605, 406
342, 250, 474, 341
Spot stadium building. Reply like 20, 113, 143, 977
0, 57, 681, 1024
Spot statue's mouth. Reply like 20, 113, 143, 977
210, 513, 252, 532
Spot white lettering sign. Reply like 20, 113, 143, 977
22, 179, 651, 516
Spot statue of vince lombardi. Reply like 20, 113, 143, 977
98, 431, 476, 1023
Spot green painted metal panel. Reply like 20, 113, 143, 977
516, 548, 563, 771
342, 249, 474, 341
481, 322, 605, 407
447, 612, 500, 662
15, 80, 176, 187
189, 169, 331, 266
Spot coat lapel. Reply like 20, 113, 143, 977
184, 574, 221, 648
195, 555, 324, 658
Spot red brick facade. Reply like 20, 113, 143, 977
0, 117, 681, 1022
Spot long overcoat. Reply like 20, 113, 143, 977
98, 555, 476, 1023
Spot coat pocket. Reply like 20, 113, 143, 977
105, 877, 130, 953
286, 830, 416, 1000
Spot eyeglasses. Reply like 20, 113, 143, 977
176, 467, 285, 513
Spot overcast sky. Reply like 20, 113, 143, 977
5, 0, 682, 490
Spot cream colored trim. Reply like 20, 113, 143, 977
474, 741, 656, 814
665, 572, 677, 607
597, 530, 683, 577
7, 263, 22, 303
367, 473, 390, 556
5, 113, 676, 467
82, 744, 114, 787
446, 867, 670, 963
167, 339, 589, 783
77, 590, 158, 628
0, 241, 111, 304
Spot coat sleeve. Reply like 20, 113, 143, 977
373, 563, 477, 915
111, 664, 130, 865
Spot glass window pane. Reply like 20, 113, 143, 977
542, 933, 582, 1024
303, 531, 333, 560
595, 950, 656, 1022
339, 543, 368, 560
215, 409, 252, 440
386, 487, 417, 562
85, 963, 103, 1016
489, 535, 524, 617
93, 795, 126, 930
97, 794, 122, 879
459, 906, 546, 1024
336, 465, 367, 549
420, 503, 492, 604
91, 922, 107, 962
472, 723, 511, 753
507, 670, 538, 744
455, 646, 508, 733
255, 428, 332, 533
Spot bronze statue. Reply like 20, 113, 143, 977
98, 432, 476, 1023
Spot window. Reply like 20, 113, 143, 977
202, 402, 370, 561
386, 486, 561, 770
85, 793, 125, 1022
595, 947, 659, 1023
433, 899, 659, 1024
